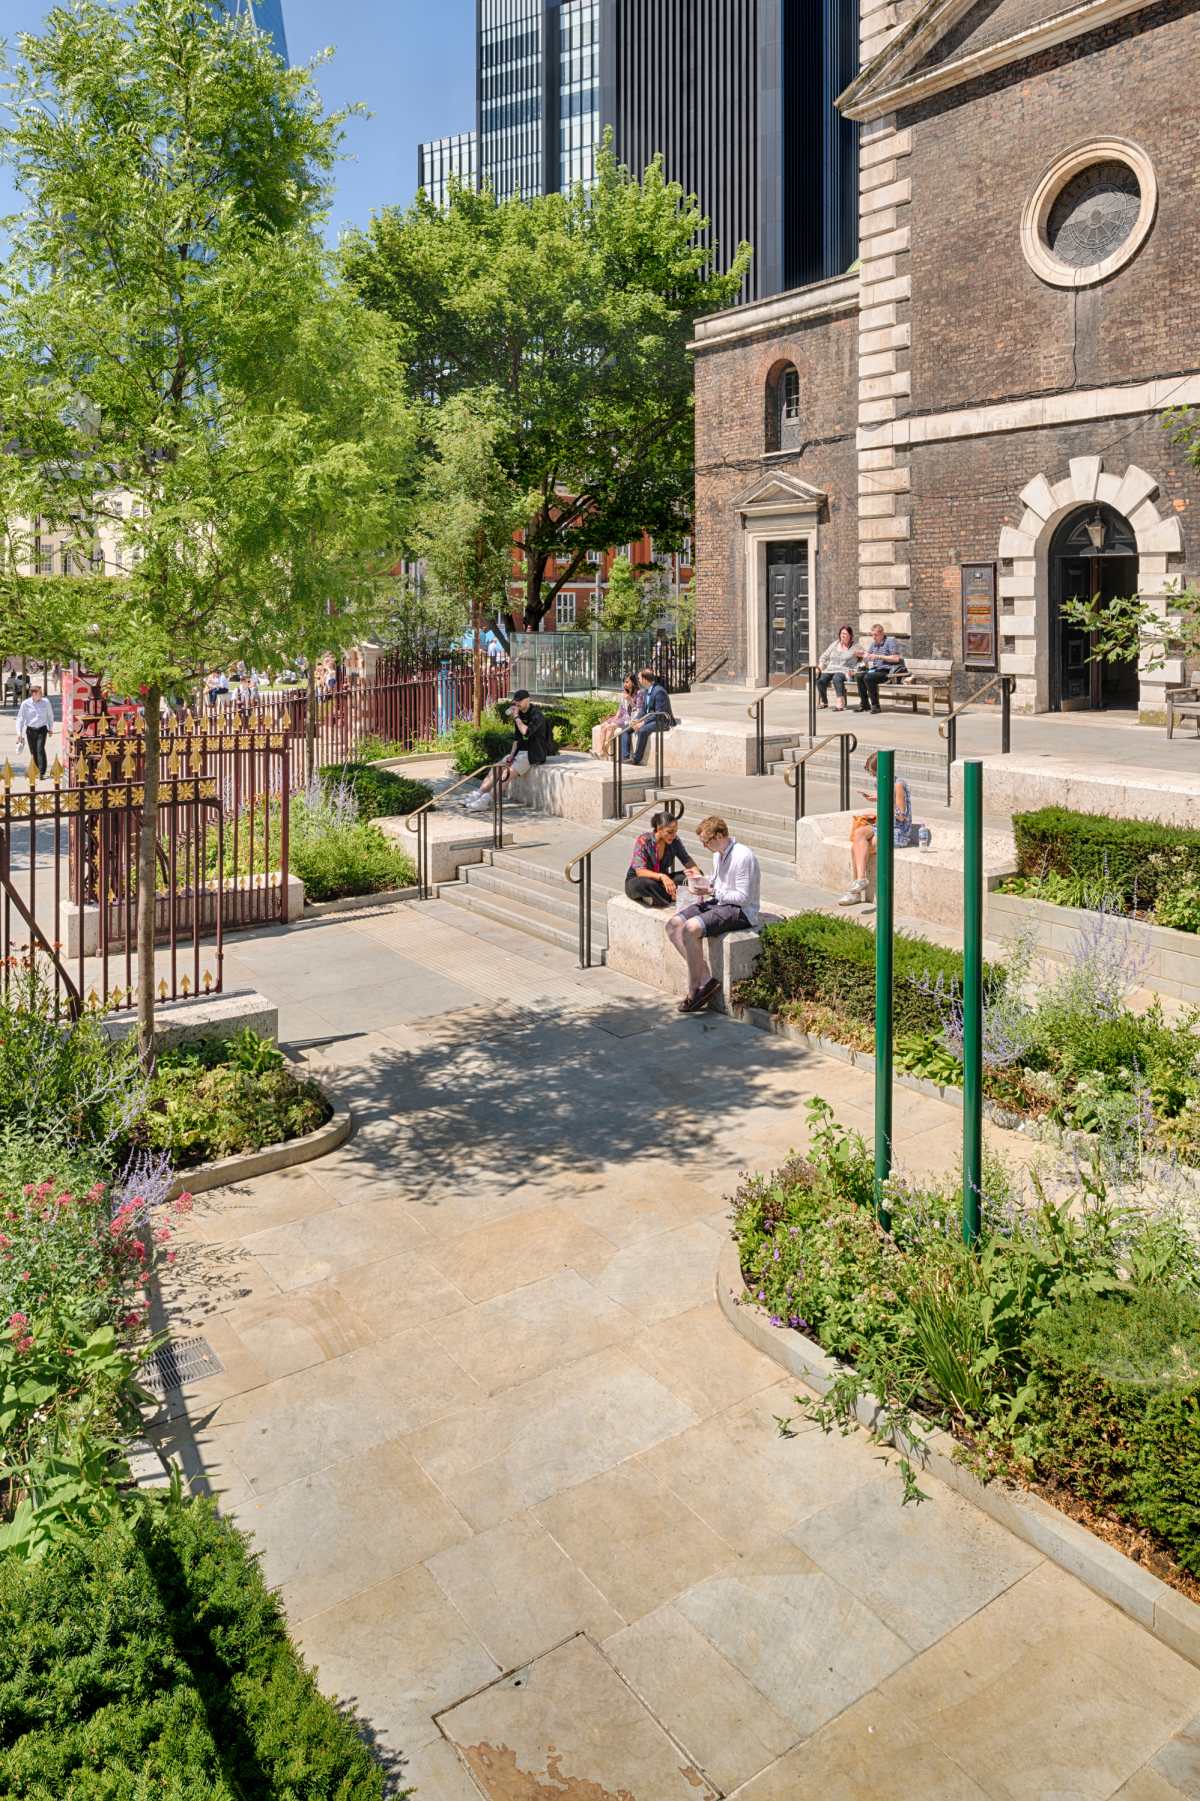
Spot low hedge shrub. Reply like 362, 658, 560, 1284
734, 1102, 1200, 1586
0, 1496, 385, 1798
292, 819, 415, 902
737, 911, 1001, 1038
1025, 1288, 1200, 1575
1012, 807, 1200, 912
319, 763, 431, 821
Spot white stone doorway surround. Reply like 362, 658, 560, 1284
997, 455, 1183, 716
735, 472, 826, 689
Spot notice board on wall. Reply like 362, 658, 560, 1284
960, 563, 998, 670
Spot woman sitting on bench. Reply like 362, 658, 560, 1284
625, 812, 701, 908
839, 752, 913, 906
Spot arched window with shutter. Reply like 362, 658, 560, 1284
765, 361, 802, 453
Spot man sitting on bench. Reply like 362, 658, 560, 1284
856, 623, 907, 714
666, 815, 761, 1014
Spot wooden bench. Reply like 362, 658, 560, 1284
1167, 685, 1200, 739
873, 656, 954, 717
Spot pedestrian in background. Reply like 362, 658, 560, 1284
15, 684, 54, 777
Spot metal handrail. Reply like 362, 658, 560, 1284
937, 673, 1015, 806
404, 759, 507, 899
564, 795, 685, 969
747, 665, 819, 774
781, 731, 858, 822
609, 708, 673, 820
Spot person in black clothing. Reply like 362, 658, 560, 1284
625, 812, 702, 908
466, 689, 549, 809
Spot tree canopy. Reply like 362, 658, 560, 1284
342, 141, 749, 629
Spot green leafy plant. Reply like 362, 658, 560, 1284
142, 1064, 328, 1169
318, 763, 432, 821
1154, 881, 1200, 934
1012, 807, 1200, 913
895, 1031, 964, 1087
0, 1494, 387, 1796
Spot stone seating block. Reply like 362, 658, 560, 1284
604, 892, 773, 1007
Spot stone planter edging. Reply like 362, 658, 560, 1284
302, 884, 419, 918
166, 1080, 351, 1200
716, 1236, 1200, 1668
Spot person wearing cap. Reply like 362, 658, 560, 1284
465, 689, 549, 810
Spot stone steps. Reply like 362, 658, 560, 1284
436, 879, 600, 960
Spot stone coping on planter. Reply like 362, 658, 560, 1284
165, 1073, 351, 1200
988, 887, 1200, 1006
101, 988, 278, 1049
303, 884, 420, 918
716, 1236, 1200, 1669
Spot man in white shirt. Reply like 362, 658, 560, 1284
665, 814, 762, 1013
15, 685, 55, 778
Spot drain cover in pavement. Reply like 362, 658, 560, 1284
437, 1636, 717, 1800
141, 1335, 225, 1394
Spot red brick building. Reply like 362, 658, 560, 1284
509, 533, 694, 634
692, 0, 1200, 716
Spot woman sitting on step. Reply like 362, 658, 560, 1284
625, 812, 702, 909
839, 751, 913, 906
591, 675, 644, 760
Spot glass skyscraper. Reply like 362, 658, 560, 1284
419, 0, 858, 299
417, 132, 479, 209
219, 0, 289, 62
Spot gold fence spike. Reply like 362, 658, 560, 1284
95, 715, 109, 736
167, 745, 181, 777
122, 744, 138, 779
49, 756, 64, 786
180, 974, 191, 997
202, 970, 213, 994
158, 978, 168, 1000
109, 986, 122, 1009
1, 761, 13, 790
279, 709, 292, 732
25, 761, 38, 786
86, 986, 99, 1009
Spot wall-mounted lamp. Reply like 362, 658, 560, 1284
1084, 511, 1107, 552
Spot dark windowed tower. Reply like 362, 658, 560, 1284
417, 132, 479, 208
219, 0, 288, 61
428, 0, 858, 297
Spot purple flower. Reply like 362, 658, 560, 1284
772, 1248, 781, 1262
769, 1314, 784, 1327
757, 1290, 766, 1302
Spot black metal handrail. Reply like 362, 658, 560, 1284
747, 665, 819, 776
404, 760, 506, 900
937, 673, 1015, 806
782, 731, 858, 824
609, 709, 673, 821
564, 796, 685, 969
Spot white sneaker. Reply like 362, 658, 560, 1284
463, 791, 488, 811
838, 880, 868, 905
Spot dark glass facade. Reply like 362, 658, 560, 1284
421, 0, 859, 298
219, 0, 289, 61
417, 132, 479, 208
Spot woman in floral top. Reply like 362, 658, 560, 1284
625, 812, 702, 909
592, 674, 644, 759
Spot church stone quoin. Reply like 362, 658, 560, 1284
691, 0, 1200, 716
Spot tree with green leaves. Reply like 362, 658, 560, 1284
342, 140, 749, 631
600, 556, 652, 633
0, 0, 348, 1065
410, 389, 533, 723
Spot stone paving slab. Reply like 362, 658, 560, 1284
149, 897, 1200, 1799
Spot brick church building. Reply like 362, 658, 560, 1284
692, 0, 1199, 717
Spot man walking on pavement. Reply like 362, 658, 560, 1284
15, 684, 54, 778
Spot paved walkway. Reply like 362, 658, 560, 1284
150, 900, 1200, 1800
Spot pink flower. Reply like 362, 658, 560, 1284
88, 1182, 106, 1201
153, 1227, 171, 1244
0, 1234, 8, 1247
119, 1309, 143, 1329
8, 1311, 28, 1328
56, 1191, 74, 1208
19, 1270, 29, 1282
174, 1193, 194, 1213
36, 1181, 53, 1199
166, 1250, 177, 1264
15, 1335, 32, 1353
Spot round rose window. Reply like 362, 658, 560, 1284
1021, 141, 1156, 288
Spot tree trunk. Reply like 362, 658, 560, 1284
305, 665, 317, 785
473, 598, 483, 726
136, 684, 161, 1073
525, 552, 549, 632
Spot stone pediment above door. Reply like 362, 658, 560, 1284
839, 0, 1157, 120
734, 472, 827, 520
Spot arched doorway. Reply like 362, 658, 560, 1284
1049, 504, 1140, 710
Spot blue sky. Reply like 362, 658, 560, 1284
0, 0, 476, 242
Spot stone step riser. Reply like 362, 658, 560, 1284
436, 883, 607, 960
488, 849, 622, 904
464, 865, 606, 929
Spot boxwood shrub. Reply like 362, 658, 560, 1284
1013, 806, 1200, 911
0, 1496, 386, 1799
1026, 1287, 1200, 1576
318, 762, 432, 821
738, 911, 1001, 1037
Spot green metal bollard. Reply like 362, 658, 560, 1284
874, 748, 895, 1231
962, 758, 984, 1246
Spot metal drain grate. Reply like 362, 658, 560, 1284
142, 1336, 225, 1394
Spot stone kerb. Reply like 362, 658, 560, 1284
988, 889, 1200, 1006
604, 892, 770, 1006
952, 758, 1200, 827
99, 986, 277, 1048
376, 812, 509, 887
795, 811, 1015, 928
62, 874, 305, 958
